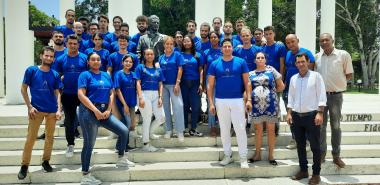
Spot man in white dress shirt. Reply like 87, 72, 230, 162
286, 52, 327, 185
315, 33, 354, 168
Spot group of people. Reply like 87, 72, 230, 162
18, 9, 353, 185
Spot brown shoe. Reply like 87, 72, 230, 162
308, 175, 321, 185
210, 126, 217, 137
320, 152, 326, 163
333, 157, 346, 168
291, 171, 309, 180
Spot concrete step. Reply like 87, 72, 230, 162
24, 175, 380, 185
2, 145, 380, 166
1, 132, 380, 150
1, 112, 379, 125
2, 158, 380, 184
1, 121, 380, 138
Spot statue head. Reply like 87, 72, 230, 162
148, 15, 160, 33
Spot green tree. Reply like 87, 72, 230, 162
336, 0, 380, 87
143, 0, 195, 36
75, 0, 108, 22
225, 0, 258, 34
29, 4, 59, 27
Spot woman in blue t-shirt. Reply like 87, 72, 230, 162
181, 35, 204, 137
158, 36, 185, 142
77, 53, 135, 184
114, 54, 140, 150
203, 31, 223, 137
84, 33, 110, 72
135, 48, 165, 152
248, 52, 285, 166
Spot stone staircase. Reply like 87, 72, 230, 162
0, 96, 380, 183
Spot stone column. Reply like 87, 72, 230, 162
108, 0, 143, 34
296, 0, 317, 53
195, 0, 225, 36
59, 0, 75, 25
0, 0, 4, 97
5, 0, 34, 104
258, 0, 272, 29
320, 0, 335, 39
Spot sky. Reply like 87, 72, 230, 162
30, 0, 60, 20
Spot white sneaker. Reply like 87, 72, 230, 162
219, 155, 233, 166
240, 157, 249, 168
177, 132, 184, 142
130, 130, 142, 138
164, 131, 172, 139
81, 173, 102, 185
116, 155, 135, 167
286, 139, 297, 150
150, 134, 160, 140
65, 145, 74, 158
142, 143, 159, 152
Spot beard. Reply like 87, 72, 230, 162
54, 40, 64, 46
42, 61, 52, 67
138, 27, 147, 33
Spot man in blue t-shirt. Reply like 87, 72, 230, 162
105, 16, 123, 43
197, 22, 211, 53
54, 34, 88, 158
186, 20, 201, 44
283, 33, 315, 149
73, 22, 89, 53
110, 23, 138, 54
131, 15, 148, 44
18, 46, 62, 180
78, 16, 91, 40
98, 14, 111, 39
207, 39, 252, 169
263, 26, 287, 136
54, 9, 75, 38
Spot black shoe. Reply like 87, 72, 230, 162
189, 129, 203, 137
18, 165, 28, 180
41, 160, 53, 172
37, 133, 45, 140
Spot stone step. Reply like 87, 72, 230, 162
1, 132, 380, 150
28, 175, 380, 185
2, 145, 379, 166
1, 112, 379, 125
1, 121, 380, 138
2, 158, 380, 184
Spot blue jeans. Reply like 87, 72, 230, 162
116, 103, 136, 151
180, 80, 201, 129
163, 84, 185, 133
78, 103, 129, 172
205, 77, 216, 127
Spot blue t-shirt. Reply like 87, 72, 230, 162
110, 41, 138, 54
84, 48, 110, 72
207, 57, 249, 99
220, 37, 241, 48
22, 66, 62, 113
78, 71, 113, 104
134, 64, 165, 91
285, 47, 315, 85
232, 35, 256, 46
107, 52, 139, 77
54, 53, 88, 94
54, 25, 74, 38
82, 33, 92, 41
192, 36, 201, 44
181, 52, 204, 80
78, 39, 89, 53
233, 45, 262, 71
262, 42, 287, 72
131, 33, 142, 44
158, 51, 185, 85
114, 70, 137, 107
51, 48, 67, 70
104, 32, 118, 43
199, 40, 211, 53
203, 47, 222, 73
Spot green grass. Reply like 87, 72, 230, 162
345, 87, 379, 94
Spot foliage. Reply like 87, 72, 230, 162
225, 0, 258, 33
29, 4, 59, 27
75, 0, 108, 22
143, 0, 195, 36
34, 39, 44, 65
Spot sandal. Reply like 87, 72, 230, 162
269, 159, 278, 166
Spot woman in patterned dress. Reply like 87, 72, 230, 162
248, 52, 285, 165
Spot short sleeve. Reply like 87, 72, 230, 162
240, 59, 249, 73
53, 56, 63, 73
306, 50, 315, 63
53, 71, 63, 89
177, 52, 185, 66
342, 51, 354, 74
279, 42, 287, 58
196, 52, 204, 66
77, 72, 89, 89
113, 72, 120, 89
158, 68, 165, 82
132, 54, 140, 70
208, 61, 216, 76
107, 54, 113, 69
22, 67, 34, 85
134, 65, 142, 80
271, 67, 282, 80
